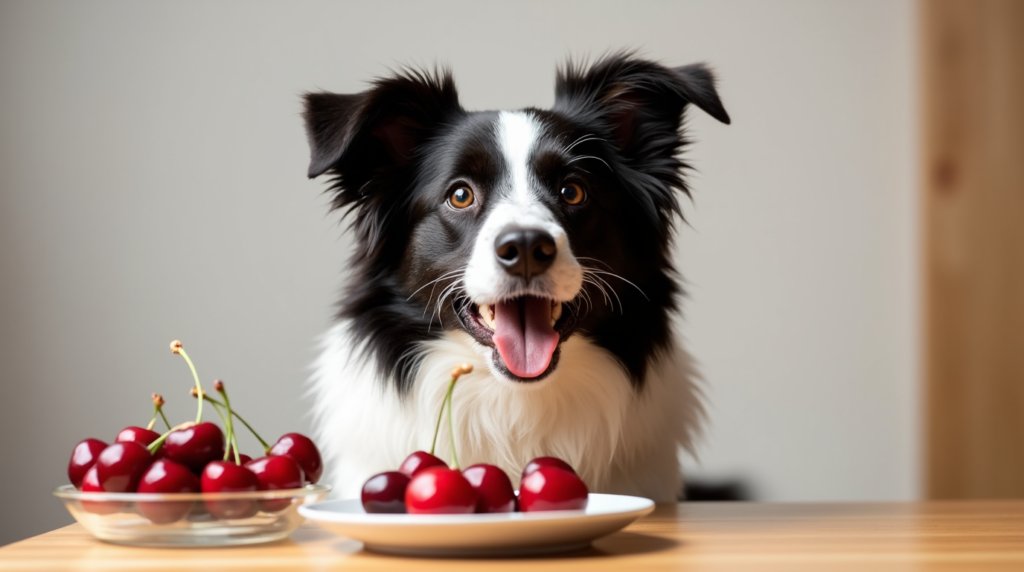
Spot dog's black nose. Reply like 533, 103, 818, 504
494, 226, 557, 281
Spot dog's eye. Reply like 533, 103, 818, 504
448, 187, 475, 209
560, 183, 586, 205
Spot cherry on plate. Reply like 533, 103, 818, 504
79, 465, 124, 515
136, 459, 199, 524
68, 438, 107, 490
462, 464, 515, 513
115, 426, 161, 448
521, 457, 576, 481
268, 433, 323, 484
162, 422, 225, 474
94, 442, 153, 493
245, 455, 304, 512
518, 466, 589, 512
361, 471, 411, 514
398, 451, 446, 478
201, 461, 260, 520
405, 467, 477, 514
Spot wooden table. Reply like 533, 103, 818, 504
2, 502, 1023, 571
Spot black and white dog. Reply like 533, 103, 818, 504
303, 54, 729, 502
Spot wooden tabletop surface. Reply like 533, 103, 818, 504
2, 501, 1023, 571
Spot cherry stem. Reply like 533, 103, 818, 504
429, 380, 451, 457
216, 382, 241, 465
158, 408, 171, 431
194, 393, 271, 455
171, 341, 203, 424
146, 395, 171, 431
146, 402, 159, 431
194, 388, 230, 429
446, 378, 459, 470
430, 363, 472, 467
147, 421, 196, 454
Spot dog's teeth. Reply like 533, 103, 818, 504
551, 302, 562, 326
479, 304, 496, 330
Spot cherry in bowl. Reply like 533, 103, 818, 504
201, 461, 260, 520
68, 438, 107, 490
137, 459, 200, 524
79, 465, 124, 515
94, 442, 153, 493
162, 422, 225, 474
246, 455, 305, 512
115, 426, 161, 448
269, 433, 323, 484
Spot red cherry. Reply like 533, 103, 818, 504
136, 459, 199, 524
361, 471, 411, 514
462, 464, 515, 513
521, 457, 576, 481
398, 451, 447, 478
201, 461, 260, 519
162, 422, 225, 474
245, 456, 305, 512
68, 438, 107, 489
187, 500, 212, 521
93, 442, 153, 493
518, 466, 589, 512
405, 467, 477, 514
268, 433, 323, 484
115, 426, 161, 448
226, 446, 252, 466
80, 465, 124, 515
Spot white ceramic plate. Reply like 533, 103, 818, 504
299, 493, 655, 556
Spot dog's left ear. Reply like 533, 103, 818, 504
553, 55, 729, 157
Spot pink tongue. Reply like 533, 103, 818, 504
492, 297, 560, 378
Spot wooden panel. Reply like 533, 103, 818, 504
1, 502, 1023, 570
922, 0, 1024, 498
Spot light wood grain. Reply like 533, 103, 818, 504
922, 0, 1024, 498
1, 502, 1023, 571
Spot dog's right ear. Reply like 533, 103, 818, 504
303, 69, 463, 179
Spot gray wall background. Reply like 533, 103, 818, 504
0, 0, 918, 546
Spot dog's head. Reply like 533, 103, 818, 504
304, 54, 729, 391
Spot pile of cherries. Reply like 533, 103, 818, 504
67, 341, 323, 524
361, 365, 589, 514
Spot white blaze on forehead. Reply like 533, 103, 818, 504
497, 111, 540, 203
463, 111, 583, 305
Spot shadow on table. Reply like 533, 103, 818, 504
341, 531, 680, 561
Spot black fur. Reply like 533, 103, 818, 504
303, 53, 728, 393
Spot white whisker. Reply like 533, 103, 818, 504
566, 155, 611, 172
583, 269, 649, 301
564, 134, 606, 153
407, 269, 464, 301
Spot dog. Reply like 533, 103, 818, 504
303, 53, 729, 502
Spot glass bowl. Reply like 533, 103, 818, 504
53, 484, 330, 547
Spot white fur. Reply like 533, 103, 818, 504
308, 323, 703, 502
497, 110, 538, 205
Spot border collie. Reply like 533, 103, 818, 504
303, 53, 729, 502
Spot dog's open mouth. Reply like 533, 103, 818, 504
457, 296, 576, 381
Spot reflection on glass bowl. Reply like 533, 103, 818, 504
53, 484, 330, 547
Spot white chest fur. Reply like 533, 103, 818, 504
308, 323, 703, 502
